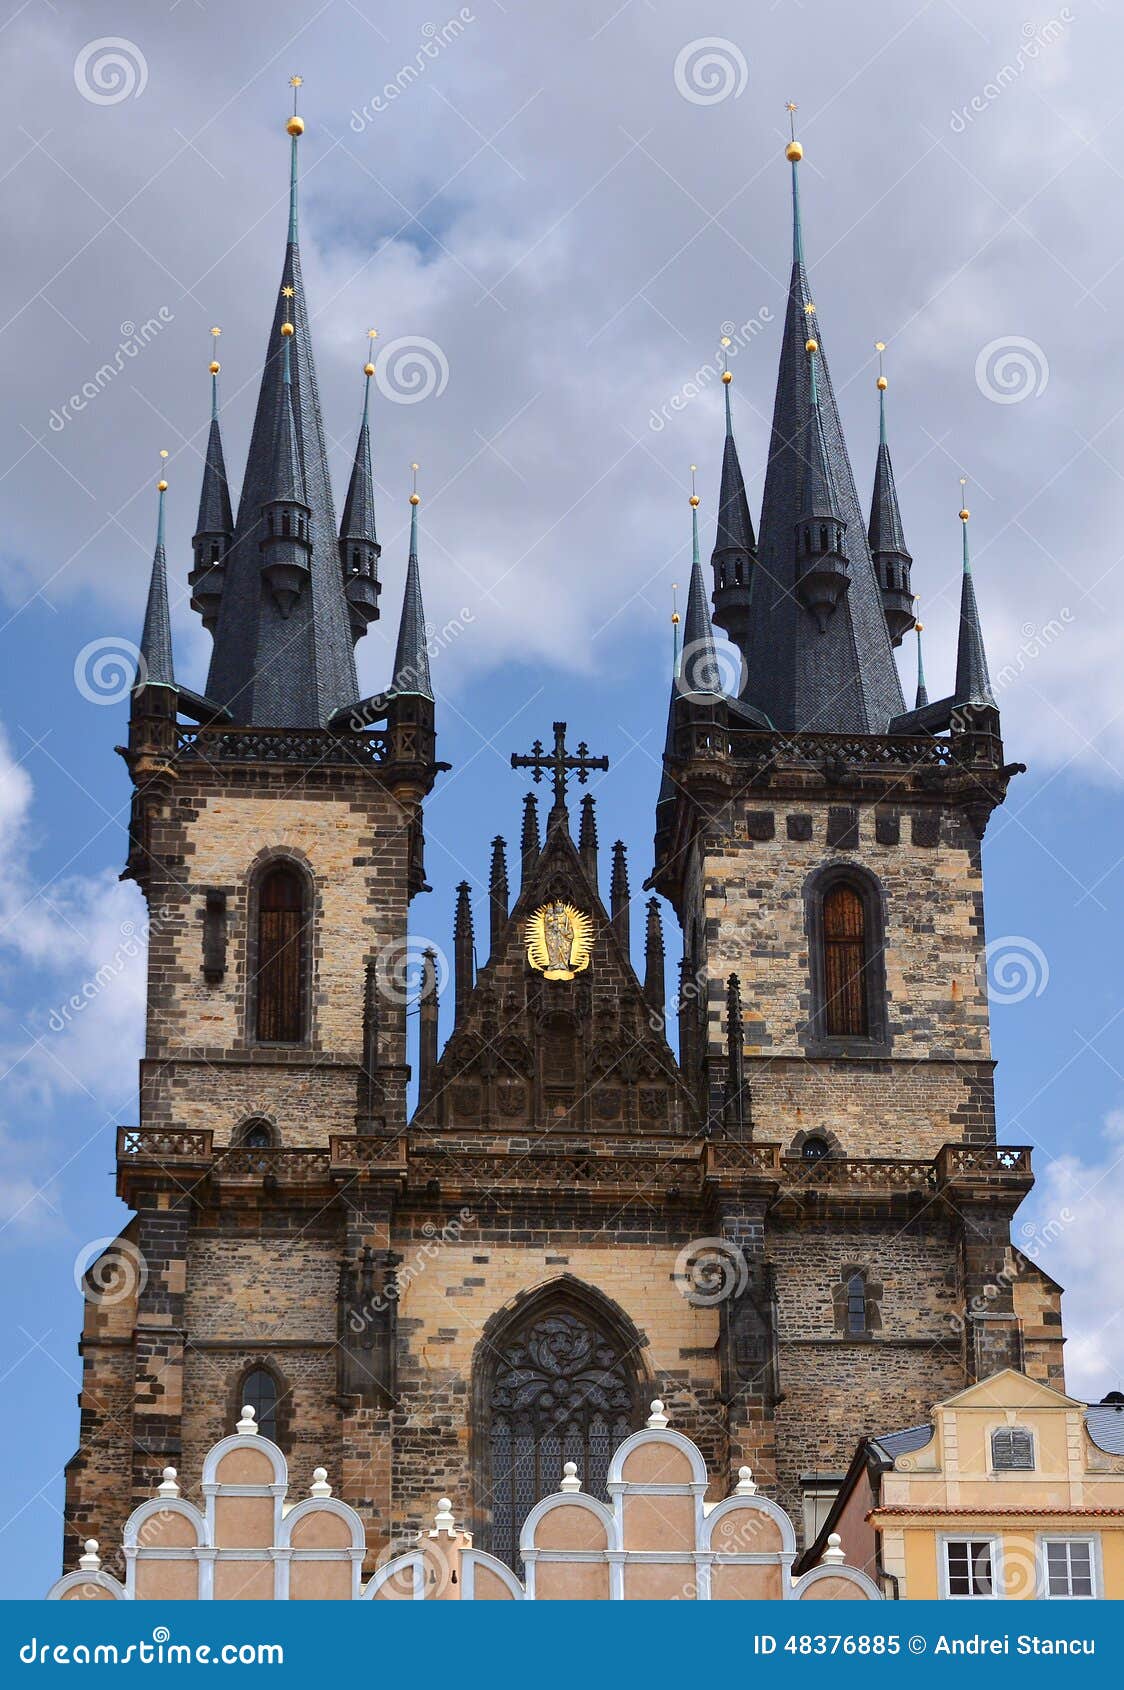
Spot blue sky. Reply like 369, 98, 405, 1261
1, 0, 1123, 1597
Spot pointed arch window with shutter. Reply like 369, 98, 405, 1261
251, 860, 310, 1044
804, 864, 889, 1053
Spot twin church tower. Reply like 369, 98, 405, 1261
64, 97, 1064, 1576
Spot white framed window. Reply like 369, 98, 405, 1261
1040, 1535, 1098, 1599
941, 1535, 999, 1599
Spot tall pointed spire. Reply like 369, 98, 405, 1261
488, 836, 508, 961
257, 324, 311, 616
739, 112, 904, 732
610, 841, 630, 953
680, 472, 723, 700
202, 81, 361, 726
643, 898, 665, 1024
520, 792, 540, 887
390, 468, 433, 700
711, 337, 757, 651
189, 329, 235, 634
136, 454, 175, 692
954, 488, 995, 707
578, 793, 599, 887
339, 332, 382, 641
914, 618, 929, 709
867, 345, 916, 647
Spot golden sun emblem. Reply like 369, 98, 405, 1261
525, 901, 593, 981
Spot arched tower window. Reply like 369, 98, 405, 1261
475, 1287, 645, 1572
234, 1118, 275, 1150
846, 1271, 867, 1335
241, 1367, 279, 1442
805, 866, 888, 1052
254, 863, 308, 1044
823, 882, 869, 1037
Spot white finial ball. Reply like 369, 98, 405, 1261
310, 1467, 331, 1498
560, 1461, 582, 1493
823, 1531, 846, 1565
647, 1398, 669, 1428
85, 1539, 98, 1554
236, 1404, 259, 1434
735, 1464, 757, 1495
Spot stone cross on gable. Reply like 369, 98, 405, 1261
511, 722, 609, 829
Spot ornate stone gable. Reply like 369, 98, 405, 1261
417, 821, 692, 1134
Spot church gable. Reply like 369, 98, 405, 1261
417, 789, 690, 1136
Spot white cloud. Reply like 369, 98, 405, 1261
1021, 1108, 1124, 1400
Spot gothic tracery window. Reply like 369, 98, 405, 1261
481, 1300, 641, 1571
242, 1367, 279, 1443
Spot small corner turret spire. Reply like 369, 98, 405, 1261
189, 328, 235, 633
867, 342, 916, 647
339, 329, 382, 641
610, 840, 630, 953
520, 792, 540, 887
643, 897, 665, 1025
390, 467, 433, 700
681, 470, 724, 700
711, 336, 757, 651
488, 836, 509, 962
914, 613, 929, 709
258, 314, 311, 617
137, 451, 175, 692
954, 481, 996, 708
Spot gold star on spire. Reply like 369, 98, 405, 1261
290, 75, 303, 88
281, 285, 295, 298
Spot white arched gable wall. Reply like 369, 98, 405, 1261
519, 1491, 619, 1600
362, 1549, 428, 1600
46, 1569, 127, 1601
276, 1496, 367, 1601
793, 1563, 883, 1601
459, 1548, 525, 1600
607, 1425, 709, 1488
200, 1430, 288, 1598
122, 1496, 209, 1600
700, 1493, 798, 1601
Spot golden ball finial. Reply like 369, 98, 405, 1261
210, 360, 221, 375
689, 495, 700, 508
805, 337, 818, 355
916, 621, 924, 633
959, 507, 970, 522
364, 361, 375, 377
157, 479, 168, 492
287, 115, 305, 137
280, 321, 295, 337
876, 375, 888, 391
786, 140, 803, 162
409, 492, 420, 506
722, 369, 733, 384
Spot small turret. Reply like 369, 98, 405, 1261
389, 468, 433, 700
578, 793, 598, 888
610, 840, 630, 953
258, 323, 312, 617
453, 881, 474, 1026
418, 948, 438, 1109
189, 334, 234, 634
488, 836, 508, 962
710, 346, 756, 651
914, 619, 929, 709
794, 337, 849, 631
953, 492, 995, 708
681, 474, 724, 700
520, 793, 540, 887
867, 346, 915, 646
643, 898, 665, 1025
339, 337, 382, 641
137, 457, 176, 694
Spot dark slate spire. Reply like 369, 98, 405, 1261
867, 354, 915, 647
136, 468, 175, 692
578, 792, 598, 887
202, 102, 361, 726
740, 130, 905, 732
257, 329, 313, 618
390, 484, 433, 700
954, 500, 995, 707
711, 358, 756, 649
339, 354, 381, 641
189, 352, 235, 634
680, 484, 724, 700
914, 619, 929, 709
793, 344, 850, 631
488, 836, 508, 961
